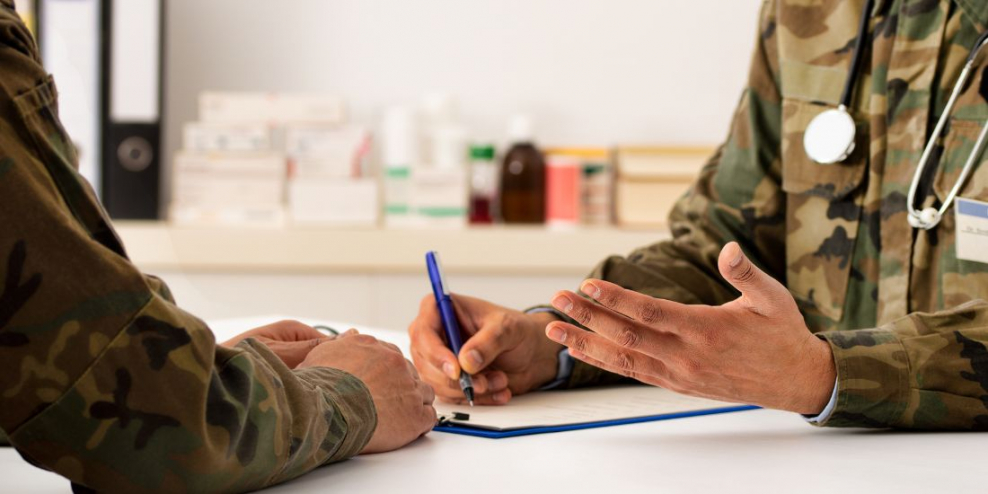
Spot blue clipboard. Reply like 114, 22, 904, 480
434, 404, 761, 439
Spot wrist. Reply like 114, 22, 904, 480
529, 310, 562, 327
793, 337, 837, 415
526, 311, 565, 388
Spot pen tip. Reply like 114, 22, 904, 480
469, 400, 475, 407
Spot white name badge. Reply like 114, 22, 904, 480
955, 198, 988, 264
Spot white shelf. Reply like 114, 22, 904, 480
113, 221, 669, 275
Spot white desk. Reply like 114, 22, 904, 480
1, 317, 983, 493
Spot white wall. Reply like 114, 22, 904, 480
164, 0, 763, 166
158, 0, 764, 329
153, 270, 585, 331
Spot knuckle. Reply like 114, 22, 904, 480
616, 351, 636, 373
734, 261, 756, 284
572, 304, 594, 326
277, 319, 306, 331
487, 324, 506, 345
678, 357, 702, 379
572, 334, 590, 353
596, 288, 617, 307
635, 302, 662, 325
617, 325, 642, 349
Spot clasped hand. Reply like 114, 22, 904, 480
545, 242, 836, 415
222, 320, 435, 454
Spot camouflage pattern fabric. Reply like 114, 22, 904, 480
564, 0, 988, 430
0, 3, 377, 492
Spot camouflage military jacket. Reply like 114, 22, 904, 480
0, 3, 377, 492
567, 0, 988, 429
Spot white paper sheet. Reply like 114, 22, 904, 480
436, 386, 743, 431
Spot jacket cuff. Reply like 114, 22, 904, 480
0, 428, 8, 447
294, 367, 377, 462
814, 328, 910, 428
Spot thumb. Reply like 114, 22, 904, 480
718, 242, 790, 311
457, 321, 525, 375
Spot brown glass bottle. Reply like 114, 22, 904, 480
499, 142, 546, 223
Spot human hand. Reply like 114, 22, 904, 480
298, 331, 436, 454
545, 242, 836, 415
408, 294, 563, 405
221, 319, 331, 368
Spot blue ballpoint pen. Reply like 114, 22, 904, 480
426, 251, 475, 406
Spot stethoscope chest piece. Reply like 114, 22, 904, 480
804, 106, 857, 165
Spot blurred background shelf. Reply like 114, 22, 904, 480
115, 221, 669, 329
115, 221, 668, 275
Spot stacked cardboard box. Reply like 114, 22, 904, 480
171, 92, 379, 227
173, 119, 285, 227
614, 147, 712, 228
286, 125, 378, 227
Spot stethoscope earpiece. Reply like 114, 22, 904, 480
919, 207, 941, 229
908, 208, 944, 230
907, 214, 922, 229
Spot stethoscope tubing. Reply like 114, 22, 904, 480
806, 2, 988, 231
907, 35, 988, 230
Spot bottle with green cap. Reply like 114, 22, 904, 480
468, 144, 498, 224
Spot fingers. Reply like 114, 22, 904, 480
717, 242, 792, 313
419, 403, 438, 437
381, 340, 402, 355
419, 366, 508, 401
549, 291, 671, 354
413, 369, 438, 437
252, 337, 324, 369
567, 348, 668, 390
260, 320, 328, 342
223, 320, 330, 348
545, 321, 670, 382
569, 279, 690, 330
417, 378, 436, 405
420, 367, 509, 404
406, 359, 421, 380
337, 328, 359, 339
409, 296, 462, 381
438, 387, 512, 406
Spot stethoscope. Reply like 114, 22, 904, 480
803, 0, 988, 230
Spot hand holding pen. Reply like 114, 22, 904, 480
426, 251, 475, 405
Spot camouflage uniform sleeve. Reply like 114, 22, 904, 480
813, 301, 988, 429
564, 0, 785, 388
0, 6, 376, 492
